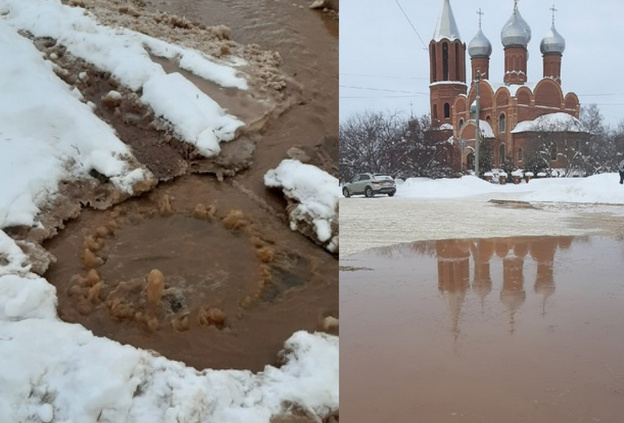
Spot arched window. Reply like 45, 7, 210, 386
499, 143, 506, 165
486, 115, 491, 124
550, 143, 557, 160
444, 103, 450, 119
499, 114, 506, 133
442, 43, 449, 81
459, 119, 464, 131
467, 152, 475, 170
455, 43, 460, 80
517, 147, 523, 162
431, 46, 437, 82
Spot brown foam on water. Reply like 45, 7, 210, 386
341, 236, 624, 422
44, 176, 337, 371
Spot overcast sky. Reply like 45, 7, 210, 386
340, 0, 624, 128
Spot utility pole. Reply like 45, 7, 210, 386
475, 70, 481, 177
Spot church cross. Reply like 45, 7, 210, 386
477, 8, 484, 29
550, 4, 558, 25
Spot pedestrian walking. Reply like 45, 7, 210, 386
619, 158, 624, 184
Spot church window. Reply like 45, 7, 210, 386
459, 119, 464, 130
499, 114, 506, 133
442, 43, 449, 81
550, 143, 557, 160
444, 103, 450, 119
499, 143, 506, 165
575, 139, 580, 151
431, 47, 437, 82
517, 147, 523, 162
455, 43, 460, 80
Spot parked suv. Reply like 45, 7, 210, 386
342, 173, 396, 198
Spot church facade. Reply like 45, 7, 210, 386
429, 0, 589, 173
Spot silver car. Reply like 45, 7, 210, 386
342, 173, 396, 198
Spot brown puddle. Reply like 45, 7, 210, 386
340, 236, 624, 422
44, 175, 338, 372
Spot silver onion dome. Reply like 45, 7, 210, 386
501, 7, 531, 47
540, 24, 565, 54
468, 28, 492, 57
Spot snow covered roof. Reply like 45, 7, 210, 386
511, 112, 588, 134
465, 119, 495, 138
432, 0, 461, 41
478, 120, 495, 138
439, 123, 454, 130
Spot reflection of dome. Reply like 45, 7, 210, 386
500, 289, 526, 312
501, 6, 531, 47
469, 28, 492, 57
540, 24, 565, 54
472, 278, 492, 305
535, 282, 555, 298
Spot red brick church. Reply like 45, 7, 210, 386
429, 0, 589, 172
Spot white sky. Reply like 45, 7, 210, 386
340, 0, 624, 128
0, 1, 338, 421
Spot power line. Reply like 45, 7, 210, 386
340, 94, 426, 99
339, 84, 428, 95
340, 73, 429, 80
394, 0, 428, 50
578, 93, 624, 97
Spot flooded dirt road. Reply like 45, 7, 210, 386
340, 236, 624, 422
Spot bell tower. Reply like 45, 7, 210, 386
429, 0, 467, 126
501, 0, 531, 85
540, 5, 566, 85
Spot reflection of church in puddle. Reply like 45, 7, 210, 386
436, 237, 573, 336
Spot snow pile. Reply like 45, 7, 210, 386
394, 173, 624, 204
0, 20, 151, 228
516, 173, 624, 204
0, 0, 247, 157
0, 318, 337, 423
511, 112, 587, 133
265, 159, 339, 253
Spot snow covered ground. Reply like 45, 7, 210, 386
340, 174, 624, 256
0, 1, 338, 421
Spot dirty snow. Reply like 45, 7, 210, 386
0, 1, 338, 421
0, 19, 150, 228
265, 159, 339, 253
1, 0, 247, 156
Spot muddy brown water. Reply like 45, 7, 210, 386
340, 236, 624, 422
145, 0, 339, 195
43, 1, 338, 373
45, 176, 338, 371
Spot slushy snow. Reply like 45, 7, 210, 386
0, 1, 338, 421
